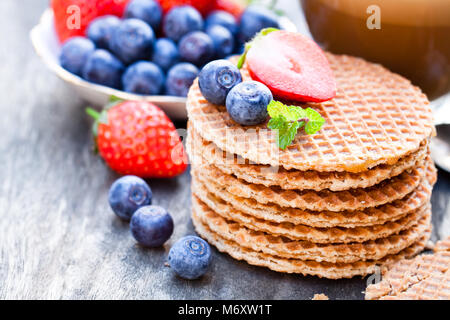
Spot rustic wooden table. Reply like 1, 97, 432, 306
1, 0, 449, 300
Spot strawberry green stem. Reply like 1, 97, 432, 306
85, 107, 100, 121
237, 27, 280, 69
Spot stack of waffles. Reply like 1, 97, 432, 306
186, 53, 437, 279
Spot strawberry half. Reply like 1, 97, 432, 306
246, 30, 336, 103
87, 99, 188, 178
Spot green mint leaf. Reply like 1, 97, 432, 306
267, 100, 325, 149
267, 100, 305, 121
280, 122, 302, 150
267, 115, 285, 130
268, 117, 301, 149
267, 100, 286, 118
237, 28, 279, 69
303, 107, 326, 135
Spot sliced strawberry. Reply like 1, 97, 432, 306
246, 31, 336, 103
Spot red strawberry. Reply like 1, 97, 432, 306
212, 0, 245, 19
52, 0, 130, 43
96, 0, 130, 17
246, 30, 336, 103
87, 99, 188, 178
158, 0, 215, 15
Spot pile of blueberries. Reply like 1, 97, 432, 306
59, 0, 281, 97
109, 175, 211, 280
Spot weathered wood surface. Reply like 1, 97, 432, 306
0, 0, 449, 300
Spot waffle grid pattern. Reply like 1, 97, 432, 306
187, 125, 429, 191
187, 54, 435, 172
192, 184, 428, 243
192, 208, 430, 279
192, 172, 434, 228
192, 176, 432, 243
192, 159, 433, 212
192, 194, 431, 263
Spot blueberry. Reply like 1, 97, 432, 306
82, 49, 124, 89
205, 10, 239, 36
130, 205, 173, 247
122, 61, 165, 95
110, 19, 155, 65
226, 81, 273, 125
199, 60, 242, 105
168, 236, 211, 280
108, 175, 152, 220
151, 38, 179, 72
59, 37, 95, 76
124, 0, 162, 31
206, 25, 235, 59
178, 31, 214, 67
163, 6, 203, 42
239, 5, 280, 43
165, 63, 199, 97
87, 15, 121, 50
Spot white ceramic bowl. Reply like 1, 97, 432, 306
30, 9, 297, 120
30, 9, 188, 119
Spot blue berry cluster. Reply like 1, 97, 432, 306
108, 175, 212, 280
59, 1, 280, 97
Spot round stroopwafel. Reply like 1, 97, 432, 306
365, 237, 450, 300
187, 124, 429, 191
192, 194, 431, 263
186, 54, 435, 173
192, 157, 434, 212
191, 208, 431, 279
191, 192, 427, 244
192, 172, 434, 228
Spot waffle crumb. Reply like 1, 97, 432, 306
312, 294, 329, 300
425, 240, 435, 250
365, 236, 450, 300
